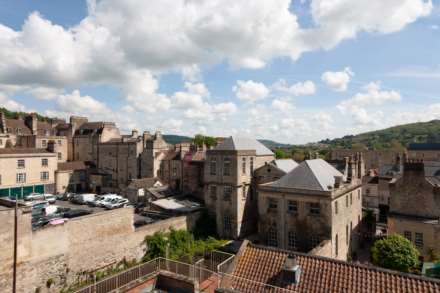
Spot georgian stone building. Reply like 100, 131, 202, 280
0, 148, 58, 198
388, 159, 440, 259
72, 120, 121, 164
258, 156, 364, 261
204, 136, 275, 239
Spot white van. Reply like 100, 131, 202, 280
72, 193, 96, 204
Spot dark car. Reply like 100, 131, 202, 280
63, 209, 92, 219
134, 217, 154, 228
134, 202, 146, 213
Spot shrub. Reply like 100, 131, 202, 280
371, 234, 419, 273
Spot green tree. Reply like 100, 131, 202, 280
371, 234, 420, 273
143, 231, 168, 260
275, 149, 288, 159
193, 134, 217, 148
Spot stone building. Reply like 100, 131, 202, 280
204, 136, 275, 239
17, 135, 68, 163
55, 161, 88, 194
0, 148, 57, 198
408, 143, 440, 161
140, 131, 170, 178
96, 131, 144, 192
388, 159, 440, 260
182, 149, 205, 200
254, 159, 298, 185
331, 149, 401, 171
72, 120, 121, 163
258, 156, 364, 261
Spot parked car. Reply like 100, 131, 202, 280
134, 217, 154, 228
94, 194, 122, 207
103, 198, 129, 209
62, 209, 92, 219
57, 193, 75, 201
44, 194, 56, 204
71, 193, 96, 205
24, 193, 45, 201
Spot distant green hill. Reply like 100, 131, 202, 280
320, 120, 440, 150
163, 135, 193, 145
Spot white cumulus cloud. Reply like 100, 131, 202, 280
321, 67, 354, 92
233, 80, 270, 102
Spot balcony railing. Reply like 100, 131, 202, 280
74, 257, 296, 293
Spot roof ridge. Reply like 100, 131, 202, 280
305, 160, 326, 191
247, 243, 440, 284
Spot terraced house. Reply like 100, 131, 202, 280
0, 148, 57, 198
258, 155, 364, 261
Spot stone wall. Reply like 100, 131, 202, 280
0, 207, 200, 292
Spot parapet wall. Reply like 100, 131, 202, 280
0, 207, 200, 292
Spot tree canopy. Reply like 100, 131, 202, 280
193, 134, 217, 148
143, 229, 226, 261
371, 234, 420, 273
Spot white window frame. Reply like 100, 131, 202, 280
16, 173, 26, 183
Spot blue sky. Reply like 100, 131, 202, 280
0, 0, 440, 143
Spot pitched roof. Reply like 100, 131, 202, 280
4, 119, 32, 135
213, 136, 273, 156
266, 159, 342, 191
273, 159, 298, 173
58, 161, 87, 171
232, 244, 440, 293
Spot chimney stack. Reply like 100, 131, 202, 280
283, 254, 301, 285
0, 111, 6, 134
132, 129, 139, 138
25, 113, 38, 135
334, 175, 343, 189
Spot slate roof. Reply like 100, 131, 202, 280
266, 159, 343, 191
408, 143, 440, 151
232, 244, 440, 293
213, 136, 274, 156
273, 159, 298, 173
4, 119, 32, 135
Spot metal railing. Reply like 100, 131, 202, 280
74, 257, 296, 293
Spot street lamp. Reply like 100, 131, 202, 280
12, 183, 23, 293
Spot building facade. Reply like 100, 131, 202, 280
72, 121, 121, 163
408, 143, 440, 161
204, 137, 275, 239
258, 157, 364, 261
0, 148, 57, 197
388, 159, 440, 260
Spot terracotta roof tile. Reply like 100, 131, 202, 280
231, 244, 440, 293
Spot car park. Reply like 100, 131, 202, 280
62, 209, 92, 219
57, 193, 75, 201
103, 198, 129, 210
71, 193, 96, 205
94, 194, 122, 207
44, 194, 57, 204
24, 193, 45, 201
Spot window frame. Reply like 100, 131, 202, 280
287, 200, 298, 214
309, 202, 320, 216
17, 159, 25, 169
